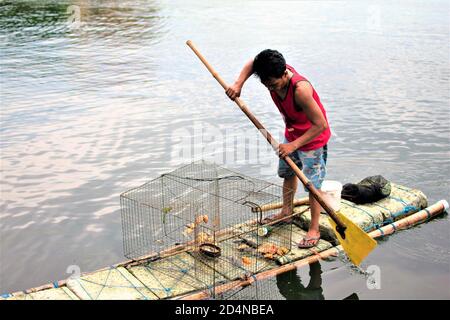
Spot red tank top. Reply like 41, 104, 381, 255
270, 65, 331, 151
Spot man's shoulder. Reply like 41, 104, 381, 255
294, 81, 313, 100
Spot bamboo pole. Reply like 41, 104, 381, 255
176, 200, 449, 300
251, 197, 309, 213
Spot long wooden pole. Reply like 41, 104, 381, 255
186, 40, 347, 237
251, 197, 309, 213
176, 200, 448, 300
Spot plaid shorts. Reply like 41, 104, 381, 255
278, 140, 328, 191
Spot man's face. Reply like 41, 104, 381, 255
262, 70, 289, 91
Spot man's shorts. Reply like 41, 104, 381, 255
278, 140, 328, 191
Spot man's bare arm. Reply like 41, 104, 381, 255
225, 59, 254, 100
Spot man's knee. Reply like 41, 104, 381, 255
283, 175, 297, 185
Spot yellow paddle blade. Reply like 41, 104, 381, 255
328, 212, 377, 266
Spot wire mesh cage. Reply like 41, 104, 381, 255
120, 160, 293, 299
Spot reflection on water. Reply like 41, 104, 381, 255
0, 0, 165, 40
343, 293, 360, 300
276, 262, 325, 300
276, 261, 360, 300
0, 0, 449, 298
0, 1, 68, 33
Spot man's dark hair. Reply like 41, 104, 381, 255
253, 49, 286, 82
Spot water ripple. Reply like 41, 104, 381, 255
0, 0, 449, 298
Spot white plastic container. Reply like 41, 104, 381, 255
320, 180, 343, 212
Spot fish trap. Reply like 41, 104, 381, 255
120, 160, 293, 299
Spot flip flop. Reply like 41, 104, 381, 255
261, 214, 293, 225
297, 236, 320, 249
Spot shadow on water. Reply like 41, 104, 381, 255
276, 262, 359, 300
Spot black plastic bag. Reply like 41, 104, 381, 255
341, 175, 391, 204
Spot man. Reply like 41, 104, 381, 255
226, 49, 331, 248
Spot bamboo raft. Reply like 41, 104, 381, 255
1, 183, 448, 300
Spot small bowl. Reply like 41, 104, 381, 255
199, 243, 221, 258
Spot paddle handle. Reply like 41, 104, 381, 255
186, 40, 347, 235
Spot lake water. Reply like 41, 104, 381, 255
1, 0, 449, 299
